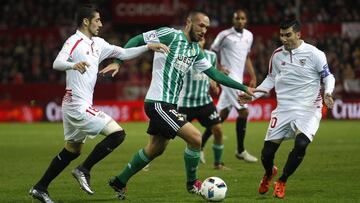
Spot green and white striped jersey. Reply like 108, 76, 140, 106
178, 50, 217, 107
142, 27, 212, 104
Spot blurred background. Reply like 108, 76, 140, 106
0, 0, 359, 122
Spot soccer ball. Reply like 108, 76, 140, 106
200, 177, 227, 202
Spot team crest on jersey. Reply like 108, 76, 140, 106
299, 59, 306, 66
144, 31, 158, 43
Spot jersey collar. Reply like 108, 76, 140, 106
76, 30, 93, 45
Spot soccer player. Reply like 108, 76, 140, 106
178, 38, 229, 170
201, 9, 258, 163
100, 12, 263, 199
29, 6, 168, 203
238, 18, 335, 199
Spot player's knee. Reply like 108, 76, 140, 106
237, 109, 249, 118
59, 148, 80, 162
294, 133, 310, 150
261, 141, 279, 160
211, 124, 223, 139
188, 131, 202, 149
107, 130, 126, 149
65, 142, 83, 154
293, 133, 310, 157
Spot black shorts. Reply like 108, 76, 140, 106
144, 102, 187, 139
178, 103, 221, 128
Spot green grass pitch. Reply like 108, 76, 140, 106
0, 120, 359, 203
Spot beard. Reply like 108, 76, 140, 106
189, 26, 199, 42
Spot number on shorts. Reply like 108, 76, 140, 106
270, 117, 277, 128
86, 106, 99, 116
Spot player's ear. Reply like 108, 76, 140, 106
186, 17, 192, 26
83, 18, 90, 26
296, 32, 301, 39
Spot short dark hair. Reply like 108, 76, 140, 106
280, 16, 301, 32
76, 5, 99, 27
233, 9, 247, 18
187, 11, 208, 21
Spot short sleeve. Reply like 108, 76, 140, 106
210, 31, 225, 52
143, 27, 175, 45
194, 51, 212, 72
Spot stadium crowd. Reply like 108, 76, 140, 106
1, 0, 359, 98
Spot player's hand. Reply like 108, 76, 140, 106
99, 63, 120, 77
324, 93, 334, 109
147, 43, 170, 54
244, 87, 267, 97
73, 61, 89, 74
248, 77, 257, 88
237, 93, 252, 105
219, 65, 230, 75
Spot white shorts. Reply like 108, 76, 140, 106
264, 108, 322, 142
217, 85, 247, 111
62, 104, 115, 143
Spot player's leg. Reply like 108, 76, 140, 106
274, 132, 310, 199
211, 123, 228, 169
234, 108, 257, 162
109, 102, 184, 199
73, 117, 125, 194
258, 111, 290, 195
30, 109, 84, 202
177, 122, 203, 193
279, 133, 310, 182
198, 103, 227, 169
200, 107, 228, 163
30, 142, 82, 202
258, 140, 280, 194
202, 91, 230, 151
274, 110, 320, 198
109, 135, 169, 199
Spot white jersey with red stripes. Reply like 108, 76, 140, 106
210, 27, 253, 83
258, 40, 332, 110
56, 30, 127, 107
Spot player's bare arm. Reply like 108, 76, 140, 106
209, 80, 220, 96
73, 61, 89, 74
147, 43, 170, 54
246, 56, 257, 87
100, 43, 169, 77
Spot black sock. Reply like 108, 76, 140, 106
236, 117, 247, 153
35, 148, 79, 190
279, 133, 310, 182
201, 128, 212, 149
261, 141, 280, 177
81, 130, 126, 172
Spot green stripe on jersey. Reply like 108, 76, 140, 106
178, 50, 216, 107
145, 28, 209, 104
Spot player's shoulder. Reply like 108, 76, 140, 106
65, 33, 82, 44
217, 27, 234, 37
302, 41, 325, 57
243, 28, 253, 38
271, 46, 283, 57
157, 27, 177, 35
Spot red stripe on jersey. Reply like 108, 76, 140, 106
219, 33, 236, 47
268, 48, 282, 74
70, 38, 83, 56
